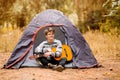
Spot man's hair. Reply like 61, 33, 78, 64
44, 27, 55, 35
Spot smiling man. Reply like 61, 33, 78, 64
34, 27, 66, 72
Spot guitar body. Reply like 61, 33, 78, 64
52, 44, 73, 61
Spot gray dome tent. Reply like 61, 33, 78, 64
4, 9, 98, 69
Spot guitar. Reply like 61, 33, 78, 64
52, 44, 73, 61
29, 44, 73, 61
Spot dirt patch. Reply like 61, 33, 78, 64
0, 52, 120, 80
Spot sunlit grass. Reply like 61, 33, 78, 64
0, 26, 22, 52
83, 31, 120, 60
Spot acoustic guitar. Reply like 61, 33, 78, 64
29, 44, 73, 61
52, 44, 73, 61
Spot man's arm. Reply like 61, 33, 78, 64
35, 42, 44, 53
29, 42, 45, 60
34, 42, 45, 58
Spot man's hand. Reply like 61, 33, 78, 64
43, 52, 52, 57
29, 54, 39, 60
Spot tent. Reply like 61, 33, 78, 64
4, 9, 98, 69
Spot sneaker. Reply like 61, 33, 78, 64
53, 65, 64, 72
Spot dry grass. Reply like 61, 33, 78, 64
0, 27, 22, 52
83, 31, 120, 60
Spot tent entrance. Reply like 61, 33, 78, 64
21, 26, 66, 67
33, 26, 66, 52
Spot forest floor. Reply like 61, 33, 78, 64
0, 31, 120, 80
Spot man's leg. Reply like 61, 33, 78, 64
38, 57, 49, 66
59, 58, 67, 66
48, 56, 58, 65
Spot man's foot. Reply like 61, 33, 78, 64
53, 65, 64, 72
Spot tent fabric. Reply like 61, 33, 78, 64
4, 9, 98, 69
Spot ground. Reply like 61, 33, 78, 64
0, 31, 120, 80
0, 52, 120, 80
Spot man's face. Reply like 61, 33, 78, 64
46, 31, 54, 41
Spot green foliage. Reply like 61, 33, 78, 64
86, 10, 103, 30
100, 19, 111, 32
101, 3, 120, 34
111, 6, 120, 28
